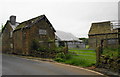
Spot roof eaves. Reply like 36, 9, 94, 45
2, 20, 9, 33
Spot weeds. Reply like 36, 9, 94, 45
102, 47, 119, 58
54, 50, 96, 67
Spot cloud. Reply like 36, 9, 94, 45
0, 1, 118, 38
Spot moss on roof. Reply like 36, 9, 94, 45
15, 23, 26, 30
88, 21, 117, 35
14, 15, 56, 32
15, 15, 44, 30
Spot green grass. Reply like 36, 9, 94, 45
64, 58, 93, 67
69, 49, 95, 52
72, 55, 96, 60
69, 49, 96, 57
54, 49, 96, 67
70, 51, 96, 56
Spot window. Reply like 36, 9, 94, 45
39, 29, 47, 35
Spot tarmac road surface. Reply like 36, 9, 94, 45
2, 54, 104, 76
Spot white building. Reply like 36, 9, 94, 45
55, 30, 85, 49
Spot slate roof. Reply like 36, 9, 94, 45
15, 15, 56, 32
15, 15, 44, 30
2, 15, 56, 33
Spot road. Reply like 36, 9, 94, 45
2, 54, 104, 75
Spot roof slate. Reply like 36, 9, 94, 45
14, 15, 56, 32
2, 15, 56, 33
15, 15, 44, 30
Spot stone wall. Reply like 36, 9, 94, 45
13, 29, 24, 54
96, 46, 120, 73
88, 21, 119, 49
89, 33, 119, 49
2, 22, 13, 53
29, 18, 56, 49
13, 18, 56, 55
98, 55, 120, 73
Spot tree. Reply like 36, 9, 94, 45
79, 38, 88, 45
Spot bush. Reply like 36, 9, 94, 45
65, 53, 72, 59
55, 52, 66, 59
31, 39, 40, 51
30, 39, 67, 58
54, 58, 65, 62
102, 47, 119, 58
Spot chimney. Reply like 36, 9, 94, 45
10, 15, 16, 25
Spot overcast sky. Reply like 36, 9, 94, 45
0, 0, 119, 38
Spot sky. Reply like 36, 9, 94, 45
0, 0, 119, 38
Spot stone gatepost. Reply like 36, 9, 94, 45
96, 46, 102, 67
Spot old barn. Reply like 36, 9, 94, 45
2, 15, 56, 55
88, 21, 120, 49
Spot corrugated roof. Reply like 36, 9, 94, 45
56, 30, 82, 41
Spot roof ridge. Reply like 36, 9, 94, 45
15, 15, 45, 30
19, 15, 44, 25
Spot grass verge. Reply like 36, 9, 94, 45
54, 49, 96, 67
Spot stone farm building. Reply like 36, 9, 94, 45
88, 21, 120, 49
2, 15, 56, 55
